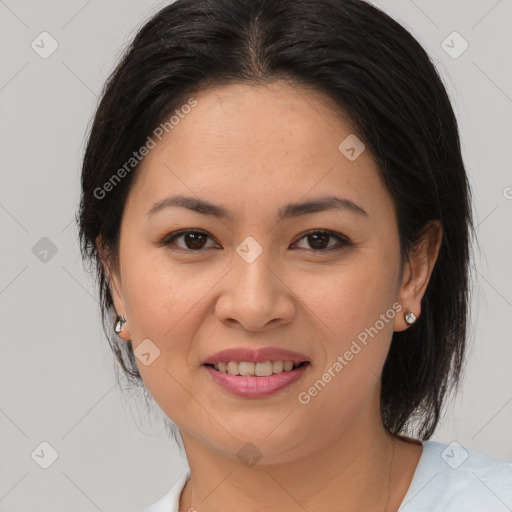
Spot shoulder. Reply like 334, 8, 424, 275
143, 470, 191, 512
399, 440, 512, 512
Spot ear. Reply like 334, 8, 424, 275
96, 235, 131, 341
394, 221, 443, 332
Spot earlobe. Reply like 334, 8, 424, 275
394, 221, 443, 332
96, 235, 131, 341
97, 235, 121, 302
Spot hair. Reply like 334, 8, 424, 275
78, 0, 474, 440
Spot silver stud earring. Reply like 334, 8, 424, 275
404, 311, 417, 325
114, 316, 126, 334
114, 315, 130, 340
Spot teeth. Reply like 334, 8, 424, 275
227, 361, 239, 375
272, 360, 284, 373
255, 361, 273, 377
239, 362, 255, 376
211, 360, 305, 376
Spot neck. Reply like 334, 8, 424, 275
179, 412, 403, 512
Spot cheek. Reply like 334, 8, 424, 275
304, 256, 398, 337
300, 254, 399, 392
119, 256, 213, 411
122, 259, 212, 346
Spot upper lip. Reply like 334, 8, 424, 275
202, 347, 310, 365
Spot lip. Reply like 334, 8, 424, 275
201, 346, 310, 365
203, 362, 310, 398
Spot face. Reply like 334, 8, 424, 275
105, 81, 420, 464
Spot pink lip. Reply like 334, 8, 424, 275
203, 363, 310, 398
201, 346, 310, 365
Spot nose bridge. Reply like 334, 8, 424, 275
215, 236, 294, 330
233, 235, 278, 301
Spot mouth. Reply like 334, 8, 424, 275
203, 360, 310, 377
202, 359, 311, 398
201, 347, 311, 397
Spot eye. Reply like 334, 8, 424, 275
291, 230, 351, 252
160, 229, 219, 252
159, 229, 351, 253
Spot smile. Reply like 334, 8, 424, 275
206, 360, 309, 376
202, 361, 311, 398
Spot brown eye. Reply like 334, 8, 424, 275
162, 230, 218, 252
292, 230, 350, 252
160, 229, 351, 254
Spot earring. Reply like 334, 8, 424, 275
114, 315, 130, 341
404, 311, 417, 325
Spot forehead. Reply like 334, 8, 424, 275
126, 80, 387, 218
164, 81, 352, 156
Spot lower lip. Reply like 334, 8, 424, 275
203, 363, 310, 398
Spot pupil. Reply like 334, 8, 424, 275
309, 232, 328, 250
186, 232, 206, 249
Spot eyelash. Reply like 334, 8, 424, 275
158, 229, 352, 254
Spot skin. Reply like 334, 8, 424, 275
100, 80, 442, 511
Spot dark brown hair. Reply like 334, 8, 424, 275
78, 0, 474, 439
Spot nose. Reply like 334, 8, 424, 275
214, 248, 296, 332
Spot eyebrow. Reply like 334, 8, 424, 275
146, 194, 368, 221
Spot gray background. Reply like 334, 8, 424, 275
1, 0, 511, 510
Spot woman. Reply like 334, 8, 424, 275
78, 0, 511, 510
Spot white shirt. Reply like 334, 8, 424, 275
143, 440, 512, 511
